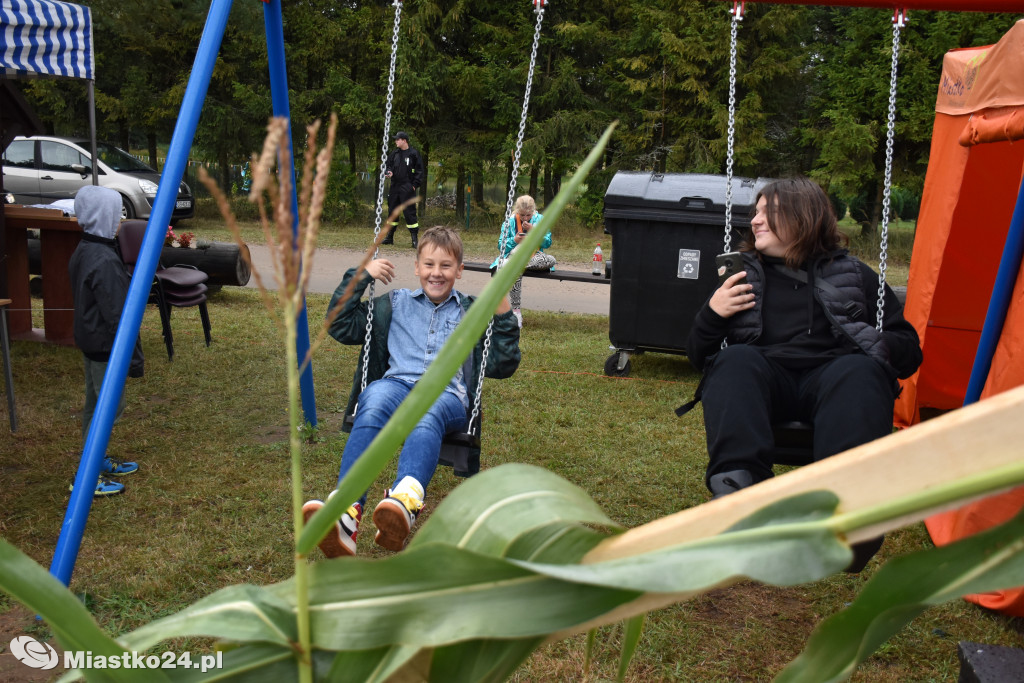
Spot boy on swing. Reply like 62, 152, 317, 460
304, 226, 521, 556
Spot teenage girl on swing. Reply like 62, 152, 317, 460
687, 177, 922, 499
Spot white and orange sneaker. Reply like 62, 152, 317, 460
372, 476, 424, 551
302, 490, 363, 558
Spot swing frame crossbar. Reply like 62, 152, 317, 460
724, 0, 1024, 11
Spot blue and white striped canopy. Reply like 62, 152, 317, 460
0, 0, 93, 80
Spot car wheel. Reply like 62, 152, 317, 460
120, 196, 135, 220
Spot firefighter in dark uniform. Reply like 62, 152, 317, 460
383, 131, 425, 247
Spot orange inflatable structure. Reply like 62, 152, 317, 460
895, 20, 1024, 617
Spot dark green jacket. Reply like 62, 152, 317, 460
327, 268, 521, 459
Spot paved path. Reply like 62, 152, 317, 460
246, 244, 611, 316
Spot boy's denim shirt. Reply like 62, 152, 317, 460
383, 288, 468, 409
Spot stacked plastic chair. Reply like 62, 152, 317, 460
117, 220, 211, 360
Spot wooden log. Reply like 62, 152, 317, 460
160, 242, 251, 287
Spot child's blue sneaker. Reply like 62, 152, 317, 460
102, 457, 138, 476
69, 476, 125, 497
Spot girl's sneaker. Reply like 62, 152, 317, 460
302, 493, 362, 558
372, 476, 424, 551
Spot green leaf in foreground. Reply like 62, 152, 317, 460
618, 613, 646, 682
776, 508, 1024, 683
518, 489, 850, 592
411, 463, 620, 556
120, 584, 297, 654
0, 538, 150, 683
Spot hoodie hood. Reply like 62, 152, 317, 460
74, 185, 121, 239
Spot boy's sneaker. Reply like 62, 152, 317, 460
69, 475, 125, 497
302, 492, 362, 558
512, 308, 523, 328
372, 476, 424, 551
102, 457, 138, 476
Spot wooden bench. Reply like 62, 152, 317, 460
462, 261, 611, 285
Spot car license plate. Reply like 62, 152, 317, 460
176, 200, 191, 209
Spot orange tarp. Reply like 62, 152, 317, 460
897, 20, 1024, 617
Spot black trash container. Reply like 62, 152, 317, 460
601, 172, 768, 376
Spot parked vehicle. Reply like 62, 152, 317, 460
1, 135, 194, 222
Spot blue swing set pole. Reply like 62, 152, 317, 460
49, 0, 235, 586
263, 0, 318, 427
963, 175, 1024, 406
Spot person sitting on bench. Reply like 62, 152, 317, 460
687, 177, 922, 500
492, 195, 555, 327
303, 226, 521, 557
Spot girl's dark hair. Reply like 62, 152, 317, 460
741, 177, 847, 268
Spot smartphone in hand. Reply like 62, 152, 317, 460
716, 252, 747, 286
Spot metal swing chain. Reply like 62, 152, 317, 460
719, 2, 744, 351
497, 2, 547, 270
723, 1, 744, 255
360, 0, 404, 393
471, 1, 547, 435
876, 8, 904, 333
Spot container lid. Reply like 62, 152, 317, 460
603, 172, 769, 216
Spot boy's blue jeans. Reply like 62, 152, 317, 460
339, 377, 467, 505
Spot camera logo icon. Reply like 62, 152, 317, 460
9, 635, 59, 669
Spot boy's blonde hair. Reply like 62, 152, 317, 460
514, 195, 536, 215
417, 225, 464, 263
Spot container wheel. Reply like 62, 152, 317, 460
604, 352, 631, 377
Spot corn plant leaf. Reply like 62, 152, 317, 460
161, 644, 293, 682
0, 539, 153, 683
299, 123, 618, 556
504, 522, 610, 563
411, 463, 619, 556
517, 490, 850, 591
119, 584, 297, 653
323, 645, 423, 683
271, 544, 641, 651
428, 637, 546, 683
585, 629, 598, 678
618, 614, 646, 682
775, 508, 1024, 683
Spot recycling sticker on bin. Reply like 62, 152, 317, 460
678, 249, 700, 279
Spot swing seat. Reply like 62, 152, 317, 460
342, 409, 482, 478
770, 421, 815, 467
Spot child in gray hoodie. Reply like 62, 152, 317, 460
68, 185, 144, 496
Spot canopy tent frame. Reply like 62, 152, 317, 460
0, 0, 99, 186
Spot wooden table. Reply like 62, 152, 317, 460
3, 205, 81, 345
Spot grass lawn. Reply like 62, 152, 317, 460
2, 269, 1020, 681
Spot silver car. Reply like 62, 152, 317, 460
1, 135, 194, 222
